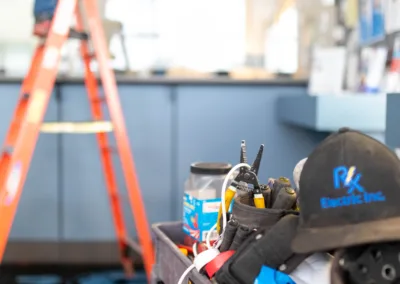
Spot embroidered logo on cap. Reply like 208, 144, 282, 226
320, 166, 386, 209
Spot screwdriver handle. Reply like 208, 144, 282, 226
217, 186, 236, 233
271, 187, 297, 210
254, 193, 265, 208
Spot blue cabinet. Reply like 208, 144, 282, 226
0, 85, 59, 240
60, 85, 173, 240
385, 94, 400, 149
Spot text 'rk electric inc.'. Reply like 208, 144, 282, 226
320, 166, 386, 209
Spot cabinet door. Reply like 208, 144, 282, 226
175, 85, 323, 218
0, 85, 59, 240
60, 84, 173, 241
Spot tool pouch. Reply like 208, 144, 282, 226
228, 225, 252, 251
230, 194, 297, 232
218, 193, 297, 250
219, 220, 239, 252
215, 214, 310, 284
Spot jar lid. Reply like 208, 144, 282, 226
190, 162, 232, 175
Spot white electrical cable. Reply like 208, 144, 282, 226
177, 249, 221, 284
192, 242, 198, 257
177, 264, 196, 284
194, 248, 221, 271
206, 163, 251, 249
206, 223, 218, 249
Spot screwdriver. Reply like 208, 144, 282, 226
260, 184, 271, 208
271, 186, 297, 210
270, 177, 291, 206
253, 185, 266, 208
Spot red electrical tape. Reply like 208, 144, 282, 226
204, 250, 235, 278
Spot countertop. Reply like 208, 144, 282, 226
0, 75, 308, 86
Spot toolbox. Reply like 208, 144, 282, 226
152, 221, 211, 284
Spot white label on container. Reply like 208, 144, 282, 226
202, 201, 220, 213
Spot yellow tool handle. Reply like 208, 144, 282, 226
253, 193, 265, 209
179, 248, 188, 256
217, 186, 236, 233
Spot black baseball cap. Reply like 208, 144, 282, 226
291, 128, 400, 254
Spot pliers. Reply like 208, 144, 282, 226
217, 141, 265, 232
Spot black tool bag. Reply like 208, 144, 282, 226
231, 193, 297, 232
218, 194, 297, 251
215, 214, 310, 284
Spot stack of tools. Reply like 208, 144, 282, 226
217, 176, 299, 252
217, 141, 298, 228
176, 140, 310, 284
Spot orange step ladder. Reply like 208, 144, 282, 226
0, 0, 154, 281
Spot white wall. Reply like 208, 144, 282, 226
0, 0, 247, 74
0, 0, 109, 76
106, 0, 246, 72
0, 0, 36, 75
0, 0, 35, 43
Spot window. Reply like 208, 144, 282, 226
106, 0, 246, 72
0, 0, 36, 76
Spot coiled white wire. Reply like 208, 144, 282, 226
177, 264, 196, 284
206, 163, 251, 249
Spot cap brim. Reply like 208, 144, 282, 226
291, 216, 400, 254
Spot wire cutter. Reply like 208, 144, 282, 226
217, 141, 265, 232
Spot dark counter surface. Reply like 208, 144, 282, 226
0, 75, 308, 86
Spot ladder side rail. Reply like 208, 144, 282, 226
0, 46, 45, 190
81, 0, 155, 280
76, 7, 134, 276
0, 0, 78, 261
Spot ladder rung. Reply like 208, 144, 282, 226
40, 121, 113, 133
